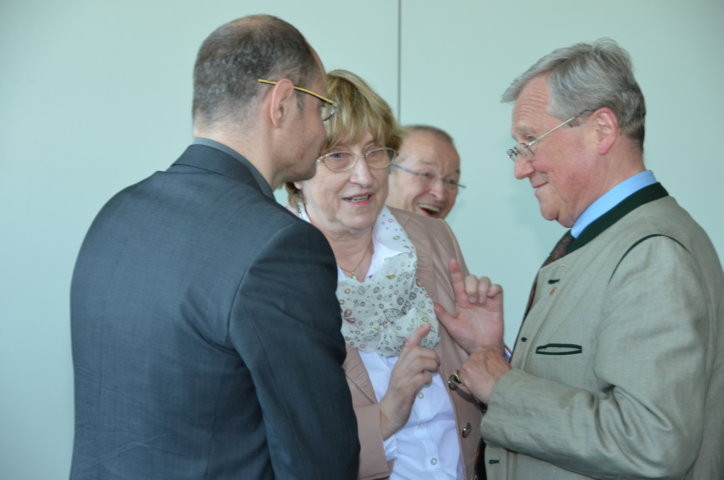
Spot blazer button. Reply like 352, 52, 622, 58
448, 375, 458, 391
461, 422, 471, 438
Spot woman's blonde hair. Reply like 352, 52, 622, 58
286, 69, 402, 205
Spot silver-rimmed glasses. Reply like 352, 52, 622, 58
257, 78, 337, 122
506, 115, 579, 162
317, 147, 397, 172
390, 164, 466, 191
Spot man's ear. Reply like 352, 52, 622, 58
590, 107, 619, 155
264, 79, 297, 128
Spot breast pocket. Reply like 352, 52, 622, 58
535, 343, 582, 355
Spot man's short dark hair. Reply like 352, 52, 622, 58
192, 15, 319, 126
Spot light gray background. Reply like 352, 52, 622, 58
2, 1, 722, 478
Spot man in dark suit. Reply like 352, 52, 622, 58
70, 15, 359, 479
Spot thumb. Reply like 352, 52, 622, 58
404, 323, 432, 349
433, 303, 455, 328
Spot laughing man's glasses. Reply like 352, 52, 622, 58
391, 164, 465, 191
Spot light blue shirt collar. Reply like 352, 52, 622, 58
571, 170, 656, 237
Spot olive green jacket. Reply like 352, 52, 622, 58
483, 189, 723, 480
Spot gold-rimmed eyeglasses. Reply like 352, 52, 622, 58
317, 147, 398, 172
257, 79, 337, 121
506, 114, 579, 162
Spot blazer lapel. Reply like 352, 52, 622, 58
343, 346, 377, 403
389, 210, 436, 300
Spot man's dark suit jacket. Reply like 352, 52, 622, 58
70, 142, 359, 479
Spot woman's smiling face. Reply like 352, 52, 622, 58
296, 130, 390, 238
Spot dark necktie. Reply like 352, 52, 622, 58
523, 230, 574, 319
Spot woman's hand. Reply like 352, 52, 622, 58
379, 324, 440, 439
435, 259, 504, 354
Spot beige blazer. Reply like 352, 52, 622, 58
344, 207, 483, 480
481, 195, 724, 479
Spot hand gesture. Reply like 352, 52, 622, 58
434, 258, 504, 354
379, 324, 440, 439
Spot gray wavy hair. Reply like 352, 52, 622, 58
502, 38, 646, 151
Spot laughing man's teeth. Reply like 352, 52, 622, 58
348, 195, 370, 202
419, 204, 441, 213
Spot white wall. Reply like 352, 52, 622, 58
1, 1, 721, 478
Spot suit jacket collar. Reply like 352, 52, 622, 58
171, 141, 273, 198
569, 183, 668, 255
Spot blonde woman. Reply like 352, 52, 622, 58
287, 69, 502, 479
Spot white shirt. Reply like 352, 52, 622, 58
350, 208, 463, 480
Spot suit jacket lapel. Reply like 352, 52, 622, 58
389, 211, 436, 298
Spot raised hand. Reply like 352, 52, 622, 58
379, 324, 440, 439
434, 258, 504, 354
